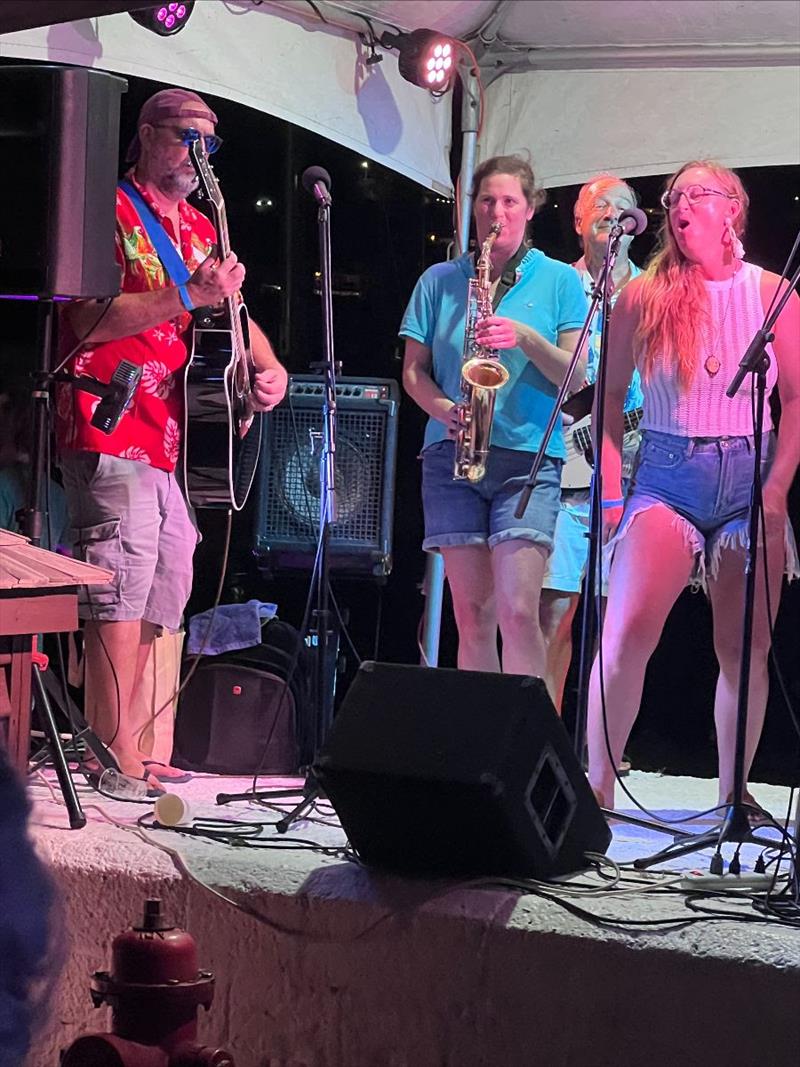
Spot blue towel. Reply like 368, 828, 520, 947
187, 600, 278, 656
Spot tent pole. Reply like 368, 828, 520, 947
419, 64, 480, 668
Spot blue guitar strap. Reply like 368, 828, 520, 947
118, 180, 196, 308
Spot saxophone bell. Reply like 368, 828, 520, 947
461, 357, 510, 391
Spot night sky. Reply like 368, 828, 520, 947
2, 63, 798, 784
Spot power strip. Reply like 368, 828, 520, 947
679, 871, 775, 891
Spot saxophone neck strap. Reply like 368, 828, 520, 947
492, 241, 529, 313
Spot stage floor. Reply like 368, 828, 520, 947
27, 768, 800, 1067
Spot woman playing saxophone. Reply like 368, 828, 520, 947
401, 155, 588, 675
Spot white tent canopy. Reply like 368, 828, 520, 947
0, 1, 454, 192
1, 0, 798, 190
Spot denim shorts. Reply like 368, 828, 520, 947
60, 451, 199, 629
608, 429, 799, 588
542, 490, 590, 594
420, 439, 562, 553
543, 478, 633, 595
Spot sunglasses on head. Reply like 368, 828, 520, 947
154, 124, 223, 154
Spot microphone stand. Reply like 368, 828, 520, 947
217, 181, 340, 830
514, 222, 625, 763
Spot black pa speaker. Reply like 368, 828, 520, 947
0, 65, 126, 299
314, 662, 612, 879
253, 376, 400, 577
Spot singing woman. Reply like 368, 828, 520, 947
400, 155, 587, 675
587, 161, 800, 812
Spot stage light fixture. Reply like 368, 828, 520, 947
129, 2, 195, 36
380, 29, 458, 93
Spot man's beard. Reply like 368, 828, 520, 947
159, 165, 199, 200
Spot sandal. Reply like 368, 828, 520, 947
721, 792, 775, 829
142, 760, 194, 784
75, 756, 166, 798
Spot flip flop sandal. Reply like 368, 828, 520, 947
142, 760, 194, 784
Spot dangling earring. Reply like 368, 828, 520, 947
726, 217, 745, 261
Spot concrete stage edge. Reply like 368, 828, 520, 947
28, 770, 800, 1067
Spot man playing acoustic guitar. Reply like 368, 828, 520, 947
57, 89, 287, 792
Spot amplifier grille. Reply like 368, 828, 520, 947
254, 376, 400, 576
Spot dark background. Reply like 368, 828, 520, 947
2, 65, 798, 785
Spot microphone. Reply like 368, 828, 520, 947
301, 165, 332, 207
613, 207, 648, 237
89, 360, 142, 435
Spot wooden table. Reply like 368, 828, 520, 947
0, 529, 112, 771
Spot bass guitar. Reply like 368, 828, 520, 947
183, 137, 262, 510
561, 407, 643, 490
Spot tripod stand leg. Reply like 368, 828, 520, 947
32, 666, 86, 830
276, 780, 320, 834
631, 825, 776, 871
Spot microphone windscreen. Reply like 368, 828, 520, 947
90, 360, 142, 435
619, 207, 648, 236
301, 165, 331, 193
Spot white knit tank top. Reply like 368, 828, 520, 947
638, 261, 777, 437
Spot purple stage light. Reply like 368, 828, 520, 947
380, 29, 458, 94
129, 1, 195, 37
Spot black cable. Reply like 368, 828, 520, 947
50, 298, 122, 758
372, 583, 383, 661
328, 583, 363, 667
245, 390, 321, 787
752, 391, 800, 747
50, 297, 115, 377
303, 0, 330, 25
128, 815, 800, 933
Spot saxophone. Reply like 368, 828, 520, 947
453, 222, 510, 482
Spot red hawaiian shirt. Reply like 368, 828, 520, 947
56, 174, 216, 472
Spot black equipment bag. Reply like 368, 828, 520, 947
172, 619, 313, 775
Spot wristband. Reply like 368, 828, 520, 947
178, 284, 195, 312
601, 498, 624, 509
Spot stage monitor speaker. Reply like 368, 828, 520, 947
253, 376, 400, 578
0, 65, 126, 299
314, 662, 612, 879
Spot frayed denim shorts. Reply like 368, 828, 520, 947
420, 439, 562, 553
607, 429, 799, 589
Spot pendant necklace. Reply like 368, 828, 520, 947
703, 265, 738, 377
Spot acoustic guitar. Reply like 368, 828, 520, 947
182, 137, 262, 510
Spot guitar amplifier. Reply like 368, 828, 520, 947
253, 376, 400, 577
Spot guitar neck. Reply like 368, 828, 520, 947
215, 203, 231, 260
622, 408, 643, 434
569, 407, 643, 455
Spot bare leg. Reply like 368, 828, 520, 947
83, 618, 159, 781
539, 588, 579, 712
441, 545, 500, 672
708, 518, 786, 805
492, 539, 549, 676
587, 506, 694, 808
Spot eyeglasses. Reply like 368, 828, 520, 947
153, 124, 223, 154
660, 184, 736, 210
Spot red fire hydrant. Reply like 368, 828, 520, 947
61, 898, 235, 1067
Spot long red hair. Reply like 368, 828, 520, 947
636, 161, 749, 388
